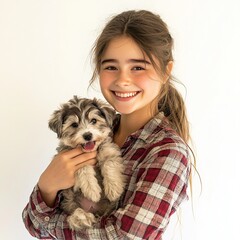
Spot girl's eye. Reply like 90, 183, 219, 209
71, 122, 79, 128
104, 66, 117, 70
90, 118, 97, 124
132, 66, 145, 71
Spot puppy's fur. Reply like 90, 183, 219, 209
49, 96, 125, 230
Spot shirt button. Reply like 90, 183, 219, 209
44, 216, 50, 222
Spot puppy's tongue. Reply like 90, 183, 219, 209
82, 141, 95, 151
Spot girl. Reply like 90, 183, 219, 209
23, 10, 192, 239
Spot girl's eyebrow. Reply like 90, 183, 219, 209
101, 59, 151, 65
101, 59, 117, 64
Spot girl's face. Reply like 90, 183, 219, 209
99, 36, 164, 116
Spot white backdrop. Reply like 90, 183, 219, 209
1, 0, 239, 239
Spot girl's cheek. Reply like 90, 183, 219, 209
99, 72, 116, 85
131, 73, 149, 86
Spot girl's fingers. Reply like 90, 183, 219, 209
75, 158, 97, 170
72, 151, 97, 166
61, 147, 83, 158
56, 148, 97, 169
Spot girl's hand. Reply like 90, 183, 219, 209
38, 148, 97, 207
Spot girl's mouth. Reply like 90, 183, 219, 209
112, 91, 140, 99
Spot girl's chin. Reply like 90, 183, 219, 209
112, 105, 136, 115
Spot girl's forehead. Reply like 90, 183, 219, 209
100, 36, 162, 69
102, 36, 148, 61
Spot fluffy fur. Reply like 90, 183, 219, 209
49, 96, 125, 230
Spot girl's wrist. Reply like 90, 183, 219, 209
37, 184, 58, 208
38, 177, 58, 207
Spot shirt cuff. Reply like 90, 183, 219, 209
31, 185, 61, 214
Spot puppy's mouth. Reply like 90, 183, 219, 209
81, 141, 96, 152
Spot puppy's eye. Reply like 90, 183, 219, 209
90, 118, 97, 124
71, 122, 79, 128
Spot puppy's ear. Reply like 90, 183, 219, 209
48, 108, 64, 138
92, 98, 116, 127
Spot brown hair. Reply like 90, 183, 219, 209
90, 10, 189, 143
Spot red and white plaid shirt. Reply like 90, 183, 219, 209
22, 112, 190, 239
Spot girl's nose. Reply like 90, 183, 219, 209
114, 70, 131, 86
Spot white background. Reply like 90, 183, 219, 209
1, 0, 239, 239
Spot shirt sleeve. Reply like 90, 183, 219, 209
112, 141, 190, 239
22, 185, 68, 239
22, 141, 190, 240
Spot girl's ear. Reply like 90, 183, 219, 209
163, 61, 173, 83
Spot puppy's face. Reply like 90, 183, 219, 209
49, 97, 115, 152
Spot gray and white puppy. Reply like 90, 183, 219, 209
49, 96, 125, 230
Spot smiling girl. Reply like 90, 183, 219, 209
23, 10, 192, 239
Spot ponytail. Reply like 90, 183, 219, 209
158, 79, 200, 200
158, 78, 189, 143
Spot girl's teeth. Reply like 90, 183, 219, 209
115, 92, 138, 98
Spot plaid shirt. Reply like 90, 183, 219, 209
22, 112, 190, 240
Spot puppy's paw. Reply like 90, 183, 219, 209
104, 182, 124, 202
67, 208, 96, 231
83, 184, 102, 202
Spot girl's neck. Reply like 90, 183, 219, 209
114, 107, 158, 147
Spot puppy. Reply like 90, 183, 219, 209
48, 96, 125, 230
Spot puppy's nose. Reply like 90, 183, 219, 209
83, 132, 93, 141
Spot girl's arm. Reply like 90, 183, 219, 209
22, 148, 97, 239
22, 140, 190, 239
